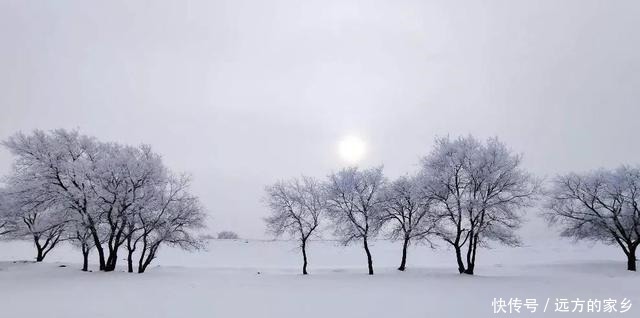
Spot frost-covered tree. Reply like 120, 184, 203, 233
121, 174, 205, 274
2, 129, 207, 273
130, 174, 206, 273
325, 166, 386, 275
15, 206, 67, 262
381, 175, 438, 271
545, 166, 640, 271
2, 162, 69, 262
420, 136, 539, 275
264, 176, 326, 275
2, 130, 106, 268
88, 143, 166, 272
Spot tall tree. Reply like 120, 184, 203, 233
420, 136, 539, 275
381, 175, 438, 271
325, 166, 386, 275
264, 176, 326, 275
88, 143, 165, 271
546, 166, 640, 271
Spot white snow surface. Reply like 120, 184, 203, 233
0, 239, 637, 318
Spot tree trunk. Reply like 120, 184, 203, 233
627, 245, 637, 271
138, 243, 159, 274
454, 245, 465, 274
95, 245, 105, 270
138, 249, 146, 273
138, 238, 148, 273
82, 249, 89, 272
84, 213, 106, 271
105, 250, 118, 272
125, 226, 138, 273
33, 235, 44, 262
89, 228, 105, 271
138, 250, 155, 274
301, 239, 308, 275
463, 263, 475, 275
127, 248, 135, 273
105, 242, 125, 271
463, 234, 477, 275
104, 225, 126, 272
363, 237, 374, 275
398, 236, 409, 271
36, 247, 44, 262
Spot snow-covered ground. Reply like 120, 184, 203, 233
0, 239, 637, 317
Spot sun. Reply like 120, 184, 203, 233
338, 135, 366, 164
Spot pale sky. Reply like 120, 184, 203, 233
1, 0, 639, 239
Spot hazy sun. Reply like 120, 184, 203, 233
338, 135, 366, 164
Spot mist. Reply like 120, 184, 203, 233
2, 0, 639, 238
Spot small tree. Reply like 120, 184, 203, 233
217, 231, 240, 240
325, 166, 386, 275
381, 175, 438, 271
2, 180, 67, 262
20, 208, 67, 262
546, 166, 640, 271
264, 176, 326, 275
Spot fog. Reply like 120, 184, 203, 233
1, 0, 639, 238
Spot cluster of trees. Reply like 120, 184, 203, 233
264, 136, 540, 275
2, 130, 637, 275
0, 129, 207, 273
217, 231, 240, 240
265, 135, 640, 275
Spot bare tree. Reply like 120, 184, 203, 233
325, 166, 386, 275
420, 136, 539, 275
381, 175, 438, 271
264, 176, 326, 275
545, 166, 640, 271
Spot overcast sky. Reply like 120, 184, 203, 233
1, 0, 639, 239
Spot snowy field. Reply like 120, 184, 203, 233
0, 239, 637, 318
